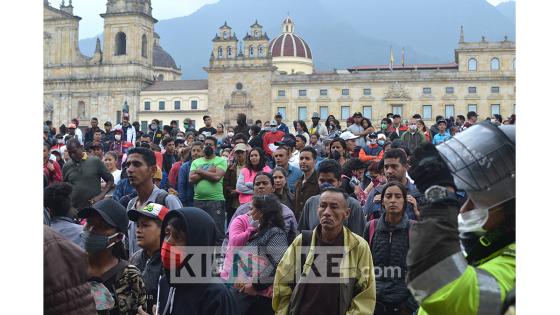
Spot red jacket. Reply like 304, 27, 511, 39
168, 161, 183, 189
44, 160, 62, 185
263, 130, 285, 156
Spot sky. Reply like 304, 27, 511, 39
65, 0, 513, 39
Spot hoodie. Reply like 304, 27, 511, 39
157, 207, 237, 315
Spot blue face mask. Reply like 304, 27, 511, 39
377, 140, 385, 146
320, 182, 335, 191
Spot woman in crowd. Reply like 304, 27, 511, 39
361, 118, 376, 143
328, 137, 349, 167
44, 143, 62, 185
340, 158, 368, 202
363, 181, 418, 315
103, 151, 122, 184
78, 199, 148, 315
293, 120, 310, 144
271, 167, 294, 210
224, 144, 247, 222
416, 119, 431, 143
230, 195, 289, 315
222, 126, 236, 149
237, 147, 272, 205
215, 123, 226, 145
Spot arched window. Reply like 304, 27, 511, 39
249, 46, 254, 57
217, 47, 223, 58
468, 58, 477, 71
491, 58, 500, 71
77, 101, 86, 119
254, 30, 258, 37
258, 45, 264, 56
157, 74, 164, 81
115, 32, 127, 55
141, 34, 147, 58
227, 46, 232, 57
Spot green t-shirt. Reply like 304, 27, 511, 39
190, 156, 228, 201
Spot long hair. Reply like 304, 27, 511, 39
293, 120, 310, 134
251, 194, 284, 233
246, 147, 267, 173
381, 181, 408, 214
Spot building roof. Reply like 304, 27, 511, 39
270, 33, 312, 59
153, 44, 179, 70
142, 80, 208, 91
347, 63, 458, 72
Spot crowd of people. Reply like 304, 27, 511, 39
43, 109, 516, 315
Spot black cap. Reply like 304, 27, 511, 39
437, 118, 447, 125
78, 199, 129, 233
275, 134, 296, 148
392, 114, 401, 118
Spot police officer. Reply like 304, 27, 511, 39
406, 121, 515, 315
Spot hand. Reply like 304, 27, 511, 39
47, 161, 55, 171
208, 165, 217, 173
407, 195, 420, 218
409, 142, 455, 193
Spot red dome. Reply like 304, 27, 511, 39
269, 33, 312, 59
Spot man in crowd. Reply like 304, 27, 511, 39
348, 112, 366, 148
298, 159, 366, 234
84, 117, 103, 144
198, 115, 217, 137
62, 138, 114, 212
161, 137, 177, 175
101, 121, 114, 148
148, 119, 163, 145
44, 182, 83, 246
309, 112, 328, 140
115, 113, 136, 144
263, 119, 285, 159
294, 147, 320, 221
66, 123, 82, 145
389, 114, 409, 140
432, 118, 452, 145
463, 111, 478, 129
86, 142, 104, 160
70, 118, 84, 144
362, 148, 422, 221
455, 114, 466, 132
275, 112, 290, 134
124, 147, 182, 255
400, 118, 426, 152
189, 136, 228, 245
273, 188, 376, 315
273, 145, 303, 193
177, 141, 204, 206
309, 133, 324, 157
169, 120, 179, 138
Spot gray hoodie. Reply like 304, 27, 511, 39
297, 194, 366, 235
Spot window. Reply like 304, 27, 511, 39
254, 30, 258, 37
363, 88, 371, 96
363, 106, 372, 120
423, 87, 432, 95
227, 46, 232, 57
341, 106, 350, 120
491, 104, 500, 115
174, 101, 181, 110
392, 105, 403, 116
445, 87, 454, 94
115, 32, 126, 55
491, 86, 500, 94
491, 58, 500, 71
141, 121, 148, 133
468, 104, 478, 113
298, 107, 307, 120
298, 89, 307, 97
320, 89, 328, 96
159, 101, 165, 111
422, 105, 432, 120
445, 105, 455, 118
277, 107, 286, 120
223, 31, 227, 39
249, 46, 254, 57
468, 86, 477, 94
116, 110, 122, 124
191, 100, 198, 110
218, 47, 223, 58
341, 89, 350, 96
157, 74, 164, 81
468, 58, 477, 71
258, 46, 264, 56
144, 101, 150, 111
319, 106, 329, 120
141, 34, 147, 58
278, 90, 286, 97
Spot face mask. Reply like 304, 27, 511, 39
458, 208, 489, 234
184, 124, 189, 130
410, 125, 418, 132
57, 139, 64, 144
80, 231, 120, 254
381, 123, 387, 130
270, 127, 277, 132
320, 182, 335, 191
161, 241, 186, 270
491, 118, 496, 123
330, 150, 341, 161
248, 216, 260, 228
377, 140, 385, 146
227, 132, 234, 138
203, 145, 214, 157
176, 136, 185, 141
366, 140, 375, 146
114, 135, 121, 141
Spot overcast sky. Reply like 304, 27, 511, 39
68, 0, 513, 39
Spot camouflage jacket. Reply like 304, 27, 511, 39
102, 260, 148, 315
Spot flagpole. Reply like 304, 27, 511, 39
390, 46, 394, 72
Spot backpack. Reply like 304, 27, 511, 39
155, 191, 169, 206
367, 219, 416, 245
99, 259, 129, 304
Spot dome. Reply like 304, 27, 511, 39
269, 33, 312, 59
153, 34, 178, 70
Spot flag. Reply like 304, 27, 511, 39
390, 47, 394, 71
401, 47, 405, 67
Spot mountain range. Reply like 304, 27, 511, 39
79, 0, 516, 79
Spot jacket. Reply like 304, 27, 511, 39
272, 226, 376, 315
149, 129, 164, 145
223, 163, 241, 213
298, 194, 366, 235
220, 213, 256, 280
293, 171, 320, 221
130, 249, 163, 314
236, 166, 272, 204
114, 124, 136, 144
275, 187, 295, 210
406, 198, 515, 315
263, 130, 285, 156
44, 226, 97, 315
157, 208, 238, 315
309, 123, 328, 140
177, 161, 194, 206
364, 214, 418, 308
400, 131, 426, 152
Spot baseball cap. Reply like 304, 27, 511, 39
269, 119, 278, 126
339, 131, 359, 141
437, 118, 447, 125
68, 123, 77, 129
312, 112, 320, 119
274, 112, 283, 118
233, 143, 248, 152
392, 114, 401, 119
78, 199, 129, 233
275, 134, 296, 147
127, 203, 170, 222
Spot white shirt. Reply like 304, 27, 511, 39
289, 150, 300, 169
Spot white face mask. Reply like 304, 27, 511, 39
115, 135, 122, 141
458, 208, 489, 234
57, 139, 64, 144
227, 132, 234, 138
177, 136, 185, 141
